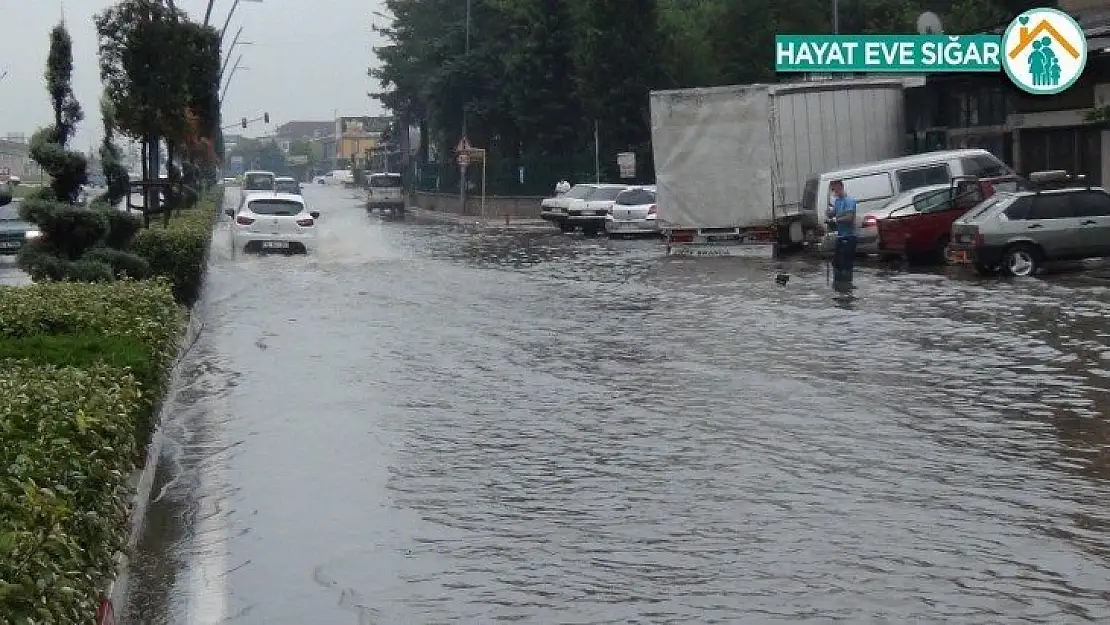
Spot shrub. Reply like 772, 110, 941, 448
0, 280, 180, 352
65, 258, 115, 282
0, 362, 144, 622
101, 209, 142, 249
83, 247, 151, 279
16, 240, 68, 281
20, 201, 108, 259
131, 194, 218, 305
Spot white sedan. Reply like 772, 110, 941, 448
227, 192, 319, 254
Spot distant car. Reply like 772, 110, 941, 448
565, 184, 629, 236
240, 170, 276, 204
0, 197, 41, 255
605, 186, 658, 237
540, 183, 598, 233
366, 173, 405, 214
275, 176, 302, 195
227, 191, 319, 255
949, 177, 1110, 276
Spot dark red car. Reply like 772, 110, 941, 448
877, 175, 1027, 263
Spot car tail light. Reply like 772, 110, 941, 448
296, 217, 314, 227
647, 204, 657, 215
861, 215, 878, 229
235, 215, 254, 225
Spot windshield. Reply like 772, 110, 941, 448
370, 175, 403, 188
616, 188, 655, 205
0, 204, 22, 220
248, 199, 304, 216
275, 180, 300, 193
244, 174, 274, 190
565, 185, 595, 199
964, 194, 1010, 221
587, 187, 625, 201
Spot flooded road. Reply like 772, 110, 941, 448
125, 185, 1110, 624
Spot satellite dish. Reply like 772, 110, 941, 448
916, 11, 944, 34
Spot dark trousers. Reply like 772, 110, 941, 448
833, 236, 857, 288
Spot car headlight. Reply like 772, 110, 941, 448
24, 230, 41, 240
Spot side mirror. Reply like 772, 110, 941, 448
224, 208, 234, 217
310, 211, 320, 219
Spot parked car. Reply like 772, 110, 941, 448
540, 183, 598, 232
0, 197, 40, 255
876, 175, 1027, 263
605, 186, 658, 237
811, 149, 1016, 255
565, 184, 629, 236
226, 191, 319, 255
367, 173, 405, 215
275, 176, 302, 195
949, 175, 1110, 276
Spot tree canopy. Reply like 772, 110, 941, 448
371, 0, 1043, 192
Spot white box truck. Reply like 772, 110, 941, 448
650, 77, 917, 256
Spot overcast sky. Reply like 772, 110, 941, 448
0, 0, 389, 151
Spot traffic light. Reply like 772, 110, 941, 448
241, 117, 247, 129
264, 112, 270, 124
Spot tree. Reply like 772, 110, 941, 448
29, 22, 88, 203
96, 94, 131, 208
19, 22, 145, 282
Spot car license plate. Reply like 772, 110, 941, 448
262, 241, 289, 249
0, 241, 21, 249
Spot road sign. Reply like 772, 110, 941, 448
617, 152, 636, 178
457, 152, 470, 167
455, 136, 472, 153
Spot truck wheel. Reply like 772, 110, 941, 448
1001, 244, 1041, 277
558, 222, 574, 233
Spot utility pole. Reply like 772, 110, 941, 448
459, 0, 471, 214
220, 54, 244, 103
832, 0, 840, 33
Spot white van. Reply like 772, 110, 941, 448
241, 170, 276, 204
804, 149, 1015, 253
367, 173, 405, 214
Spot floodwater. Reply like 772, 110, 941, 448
124, 185, 1110, 624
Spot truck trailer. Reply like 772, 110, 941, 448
650, 77, 918, 255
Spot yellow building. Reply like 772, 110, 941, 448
335, 116, 392, 165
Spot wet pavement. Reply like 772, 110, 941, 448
122, 185, 1110, 624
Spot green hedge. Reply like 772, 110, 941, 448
0, 362, 144, 623
0, 279, 185, 622
131, 195, 219, 306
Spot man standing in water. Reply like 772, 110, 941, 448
828, 180, 857, 292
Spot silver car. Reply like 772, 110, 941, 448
605, 186, 658, 237
949, 185, 1110, 276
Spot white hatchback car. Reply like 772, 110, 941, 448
227, 192, 319, 254
605, 185, 658, 237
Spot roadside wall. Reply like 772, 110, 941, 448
410, 191, 544, 218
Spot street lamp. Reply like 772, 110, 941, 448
220, 55, 249, 103
220, 26, 253, 79
219, 0, 263, 43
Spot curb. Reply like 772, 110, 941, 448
96, 192, 222, 625
97, 307, 204, 625
406, 207, 550, 231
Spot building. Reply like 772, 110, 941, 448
335, 116, 391, 167
0, 137, 43, 181
906, 3, 1110, 184
272, 120, 333, 154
